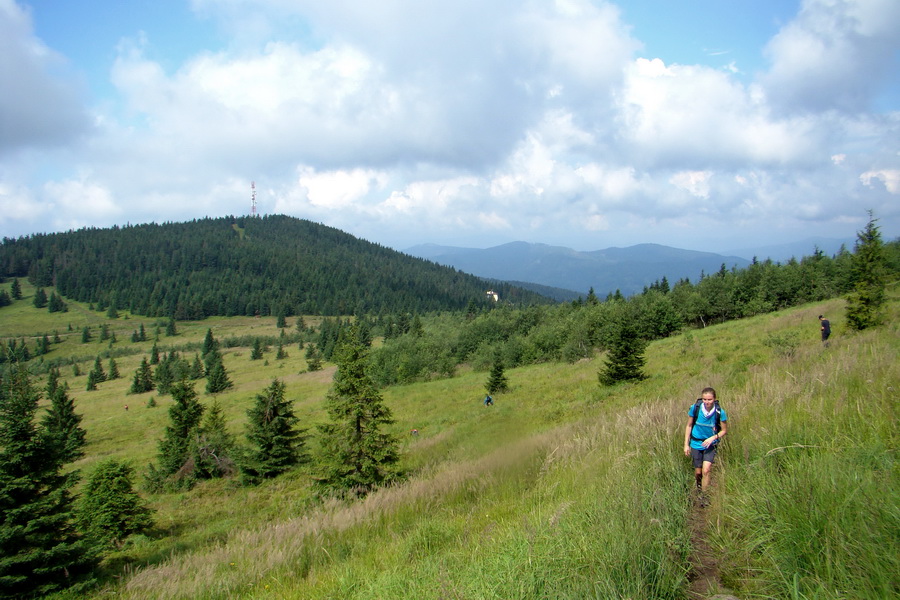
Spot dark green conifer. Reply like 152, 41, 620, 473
317, 324, 399, 494
76, 459, 153, 549
485, 351, 509, 394
0, 366, 96, 597
190, 400, 236, 479
48, 292, 67, 313
90, 355, 107, 383
599, 314, 648, 386
107, 357, 120, 380
240, 379, 306, 484
32, 287, 47, 308
129, 357, 155, 394
189, 353, 205, 379
250, 338, 264, 360
155, 380, 204, 483
10, 278, 22, 300
846, 212, 887, 331
205, 358, 233, 394
42, 368, 87, 464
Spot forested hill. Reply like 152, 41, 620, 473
0, 215, 547, 317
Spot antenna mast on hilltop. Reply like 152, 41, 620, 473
251, 181, 257, 216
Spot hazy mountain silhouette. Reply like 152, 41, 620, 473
406, 241, 751, 297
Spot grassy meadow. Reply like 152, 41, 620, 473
2, 279, 898, 599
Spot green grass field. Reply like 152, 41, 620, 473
2, 280, 898, 599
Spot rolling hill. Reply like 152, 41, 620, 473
0, 215, 549, 317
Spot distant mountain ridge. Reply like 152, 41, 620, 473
406, 242, 752, 297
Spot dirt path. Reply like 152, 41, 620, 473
686, 491, 739, 600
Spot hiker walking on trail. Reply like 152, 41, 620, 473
684, 387, 727, 502
483, 394, 493, 406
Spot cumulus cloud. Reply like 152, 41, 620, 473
0, 0, 90, 155
616, 58, 822, 169
761, 0, 900, 113
860, 169, 900, 194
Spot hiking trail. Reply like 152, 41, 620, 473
686, 485, 740, 600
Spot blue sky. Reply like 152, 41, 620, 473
2, 0, 898, 254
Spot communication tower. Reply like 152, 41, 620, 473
251, 181, 257, 216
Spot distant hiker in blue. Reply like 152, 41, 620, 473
683, 387, 727, 504
483, 394, 493, 406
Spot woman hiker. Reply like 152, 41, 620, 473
684, 387, 728, 505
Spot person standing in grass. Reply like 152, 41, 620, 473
819, 314, 831, 346
684, 387, 727, 503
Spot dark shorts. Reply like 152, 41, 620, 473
691, 446, 718, 468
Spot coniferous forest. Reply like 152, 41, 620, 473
0, 215, 546, 318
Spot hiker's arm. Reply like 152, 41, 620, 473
684, 420, 693, 456
701, 420, 727, 448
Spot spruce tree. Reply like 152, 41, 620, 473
165, 318, 177, 337
317, 324, 400, 495
47, 292, 66, 313
155, 380, 204, 484
240, 379, 306, 483
190, 400, 236, 479
129, 357, 155, 394
107, 358, 120, 380
201, 328, 216, 357
305, 344, 323, 371
32, 287, 47, 309
599, 314, 648, 386
42, 368, 87, 464
10, 278, 21, 300
846, 212, 887, 331
90, 356, 107, 384
154, 359, 175, 396
81, 326, 92, 343
189, 353, 205, 380
205, 357, 233, 394
86, 369, 99, 392
76, 460, 153, 549
0, 366, 96, 598
485, 351, 509, 394
250, 338, 264, 360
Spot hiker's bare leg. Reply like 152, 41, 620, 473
700, 461, 713, 492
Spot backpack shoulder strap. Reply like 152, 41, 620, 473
690, 399, 702, 427
712, 400, 721, 433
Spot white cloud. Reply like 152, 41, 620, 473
860, 169, 900, 194
616, 58, 820, 169
761, 0, 900, 113
670, 171, 712, 199
0, 0, 90, 155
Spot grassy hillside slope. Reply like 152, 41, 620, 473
2, 284, 897, 599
